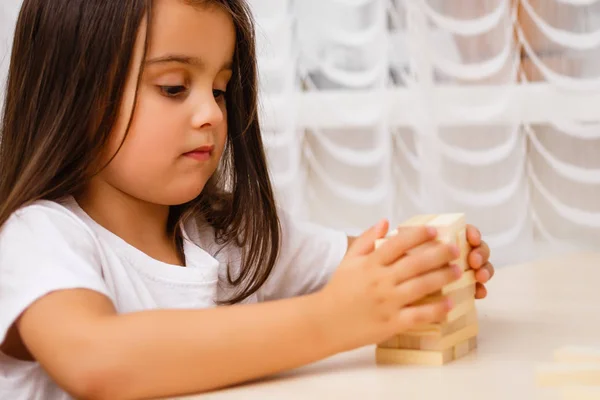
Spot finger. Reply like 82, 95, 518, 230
475, 283, 487, 299
391, 241, 459, 283
475, 262, 494, 283
373, 226, 438, 265
466, 224, 482, 247
395, 264, 463, 306
346, 219, 389, 257
393, 299, 453, 331
469, 241, 490, 269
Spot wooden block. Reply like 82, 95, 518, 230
560, 386, 600, 400
419, 321, 477, 352
399, 214, 438, 227
424, 214, 465, 243
409, 283, 476, 331
376, 346, 455, 366
401, 307, 478, 338
375, 214, 438, 249
453, 336, 477, 359
442, 269, 476, 295
394, 322, 478, 351
535, 363, 600, 387
376, 335, 477, 366
376, 214, 471, 266
453, 340, 470, 359
554, 346, 600, 363
374, 238, 387, 249
379, 284, 476, 345
444, 297, 476, 323
425, 214, 471, 272
378, 309, 478, 349
456, 227, 471, 271
413, 284, 475, 307
381, 334, 420, 350
378, 335, 401, 349
376, 213, 471, 266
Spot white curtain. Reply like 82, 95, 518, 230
2, 1, 599, 267
252, 0, 600, 267
0, 1, 20, 113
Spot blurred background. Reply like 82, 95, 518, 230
2, 0, 600, 267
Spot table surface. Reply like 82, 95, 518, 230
179, 251, 600, 400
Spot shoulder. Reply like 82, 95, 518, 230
3, 198, 92, 233
0, 200, 109, 344
0, 198, 107, 295
0, 198, 99, 255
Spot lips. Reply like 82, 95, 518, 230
184, 145, 214, 161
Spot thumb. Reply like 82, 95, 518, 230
346, 219, 389, 257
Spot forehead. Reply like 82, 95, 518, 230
147, 0, 236, 67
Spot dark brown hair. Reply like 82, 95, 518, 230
0, 0, 281, 304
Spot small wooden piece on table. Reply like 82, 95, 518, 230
536, 345, 600, 399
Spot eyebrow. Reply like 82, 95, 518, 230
145, 54, 233, 71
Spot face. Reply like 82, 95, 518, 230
98, 0, 235, 206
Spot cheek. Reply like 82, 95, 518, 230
216, 125, 228, 156
215, 106, 228, 155
103, 110, 177, 181
119, 100, 181, 158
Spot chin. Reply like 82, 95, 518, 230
154, 182, 208, 206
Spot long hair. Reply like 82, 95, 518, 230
0, 0, 280, 305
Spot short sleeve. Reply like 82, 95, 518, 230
0, 203, 110, 344
256, 210, 348, 301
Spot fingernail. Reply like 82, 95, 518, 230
427, 227, 437, 237
473, 253, 483, 268
479, 269, 490, 282
446, 298, 454, 310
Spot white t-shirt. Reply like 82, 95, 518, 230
0, 197, 348, 400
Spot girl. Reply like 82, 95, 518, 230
0, 0, 494, 399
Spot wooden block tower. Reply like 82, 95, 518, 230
375, 214, 479, 366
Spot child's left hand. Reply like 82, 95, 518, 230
466, 224, 494, 299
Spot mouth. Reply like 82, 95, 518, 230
183, 145, 214, 161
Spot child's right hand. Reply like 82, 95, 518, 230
316, 220, 461, 353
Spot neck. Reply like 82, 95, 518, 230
75, 179, 184, 266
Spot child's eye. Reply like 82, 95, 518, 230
213, 89, 226, 99
160, 85, 187, 97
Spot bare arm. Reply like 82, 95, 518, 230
15, 224, 459, 400
17, 289, 335, 400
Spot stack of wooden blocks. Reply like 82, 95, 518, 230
536, 346, 600, 399
375, 214, 479, 366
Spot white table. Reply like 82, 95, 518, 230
183, 252, 600, 400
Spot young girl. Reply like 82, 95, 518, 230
0, 0, 494, 399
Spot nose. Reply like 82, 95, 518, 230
191, 92, 225, 129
